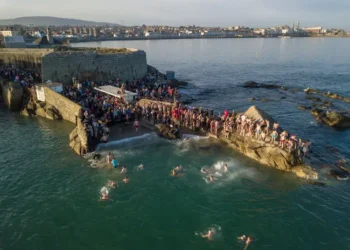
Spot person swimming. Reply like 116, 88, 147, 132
121, 166, 127, 173
244, 236, 252, 250
123, 176, 129, 183
171, 169, 177, 177
238, 235, 247, 241
100, 186, 109, 200
201, 168, 208, 174
175, 165, 183, 172
107, 180, 116, 188
201, 228, 216, 241
137, 164, 144, 171
223, 163, 228, 173
203, 175, 214, 184
106, 152, 113, 164
111, 158, 118, 168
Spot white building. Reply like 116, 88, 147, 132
282, 28, 293, 35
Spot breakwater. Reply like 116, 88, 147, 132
151, 101, 318, 180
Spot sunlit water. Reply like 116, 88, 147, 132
0, 38, 349, 250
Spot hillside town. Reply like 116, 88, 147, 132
0, 22, 349, 48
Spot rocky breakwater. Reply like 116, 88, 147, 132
148, 64, 188, 88
0, 79, 23, 110
243, 81, 287, 90
311, 108, 350, 128
69, 118, 89, 155
303, 88, 350, 129
217, 106, 318, 180
155, 124, 180, 139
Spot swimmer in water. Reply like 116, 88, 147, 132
106, 152, 113, 164
175, 165, 183, 172
137, 164, 144, 171
201, 168, 208, 174
121, 166, 127, 174
201, 228, 216, 241
223, 164, 228, 173
111, 158, 118, 168
209, 175, 214, 183
107, 180, 116, 188
245, 236, 252, 249
100, 193, 109, 200
171, 169, 177, 177
100, 186, 109, 200
123, 176, 129, 183
238, 235, 247, 241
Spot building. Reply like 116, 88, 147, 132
303, 27, 322, 34
3, 36, 26, 48
92, 28, 101, 38
46, 28, 54, 44
0, 30, 20, 37
33, 36, 52, 48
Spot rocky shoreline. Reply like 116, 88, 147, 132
154, 104, 319, 180
243, 81, 350, 129
1, 74, 347, 182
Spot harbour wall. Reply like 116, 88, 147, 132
0, 48, 52, 70
41, 87, 81, 124
41, 48, 148, 84
0, 47, 148, 84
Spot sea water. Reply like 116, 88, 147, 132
0, 38, 349, 250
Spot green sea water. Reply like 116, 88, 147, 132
1, 38, 350, 250
0, 108, 349, 250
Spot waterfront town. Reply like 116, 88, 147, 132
0, 21, 349, 48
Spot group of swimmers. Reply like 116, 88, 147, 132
201, 228, 252, 249
201, 163, 228, 183
99, 152, 145, 200
102, 152, 254, 247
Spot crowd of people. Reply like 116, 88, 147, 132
0, 65, 41, 87
139, 101, 311, 160
0, 64, 311, 161
63, 72, 182, 147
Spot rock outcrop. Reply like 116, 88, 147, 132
214, 105, 318, 180
21, 96, 62, 120
304, 87, 350, 103
219, 133, 318, 180
311, 108, 350, 128
69, 119, 89, 155
243, 81, 284, 89
244, 105, 277, 123
155, 124, 180, 139
0, 80, 23, 110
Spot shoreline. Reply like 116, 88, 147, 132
96, 112, 318, 180
69, 35, 350, 44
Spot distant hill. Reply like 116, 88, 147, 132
0, 16, 120, 27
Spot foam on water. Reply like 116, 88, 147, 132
201, 160, 259, 185
96, 132, 157, 150
175, 134, 211, 154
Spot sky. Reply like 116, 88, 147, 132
1, 0, 349, 29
